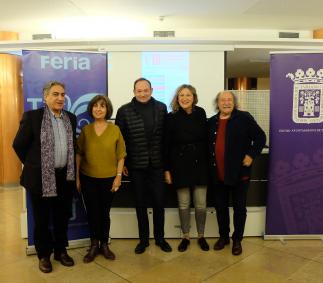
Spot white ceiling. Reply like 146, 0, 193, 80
2, 0, 323, 77
227, 48, 272, 77
2, 0, 323, 36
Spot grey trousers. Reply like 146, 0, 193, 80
177, 186, 207, 236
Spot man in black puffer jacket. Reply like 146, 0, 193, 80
115, 78, 172, 254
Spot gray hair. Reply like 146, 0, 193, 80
214, 90, 238, 111
42, 81, 65, 96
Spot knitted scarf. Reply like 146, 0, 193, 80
40, 106, 75, 197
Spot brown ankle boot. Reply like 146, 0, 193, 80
83, 239, 99, 263
100, 242, 116, 260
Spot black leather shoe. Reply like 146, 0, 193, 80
39, 257, 52, 273
232, 240, 242, 255
54, 251, 75, 266
178, 238, 190, 252
198, 237, 209, 251
135, 241, 149, 254
213, 237, 230, 250
100, 242, 116, 260
155, 239, 172, 252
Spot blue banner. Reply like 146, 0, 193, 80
22, 50, 107, 246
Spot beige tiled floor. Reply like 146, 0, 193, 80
1, 187, 323, 283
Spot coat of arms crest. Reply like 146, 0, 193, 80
286, 68, 323, 123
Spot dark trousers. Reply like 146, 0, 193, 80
131, 168, 165, 242
30, 168, 73, 259
80, 174, 115, 243
214, 180, 249, 241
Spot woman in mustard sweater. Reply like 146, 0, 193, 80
76, 95, 126, 263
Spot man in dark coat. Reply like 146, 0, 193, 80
115, 78, 172, 254
208, 91, 266, 255
13, 81, 76, 273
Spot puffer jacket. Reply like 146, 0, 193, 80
115, 97, 167, 169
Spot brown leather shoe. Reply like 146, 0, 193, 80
83, 239, 100, 263
232, 240, 242, 255
100, 242, 116, 260
213, 237, 230, 250
54, 251, 75, 266
39, 257, 52, 273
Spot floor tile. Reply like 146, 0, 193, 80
1, 187, 323, 282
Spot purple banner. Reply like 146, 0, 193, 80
266, 52, 323, 235
22, 50, 107, 245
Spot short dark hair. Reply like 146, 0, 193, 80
133, 77, 152, 91
43, 81, 65, 96
170, 84, 198, 112
87, 95, 113, 119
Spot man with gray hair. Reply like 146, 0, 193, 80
13, 81, 77, 273
208, 91, 266, 255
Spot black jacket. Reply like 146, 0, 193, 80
12, 108, 77, 194
115, 97, 167, 169
208, 109, 266, 186
165, 106, 208, 188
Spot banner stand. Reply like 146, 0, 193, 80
266, 51, 323, 238
22, 49, 108, 250
264, 235, 323, 240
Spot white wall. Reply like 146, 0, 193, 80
108, 51, 225, 118
190, 51, 224, 117
18, 28, 314, 41
107, 52, 141, 116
